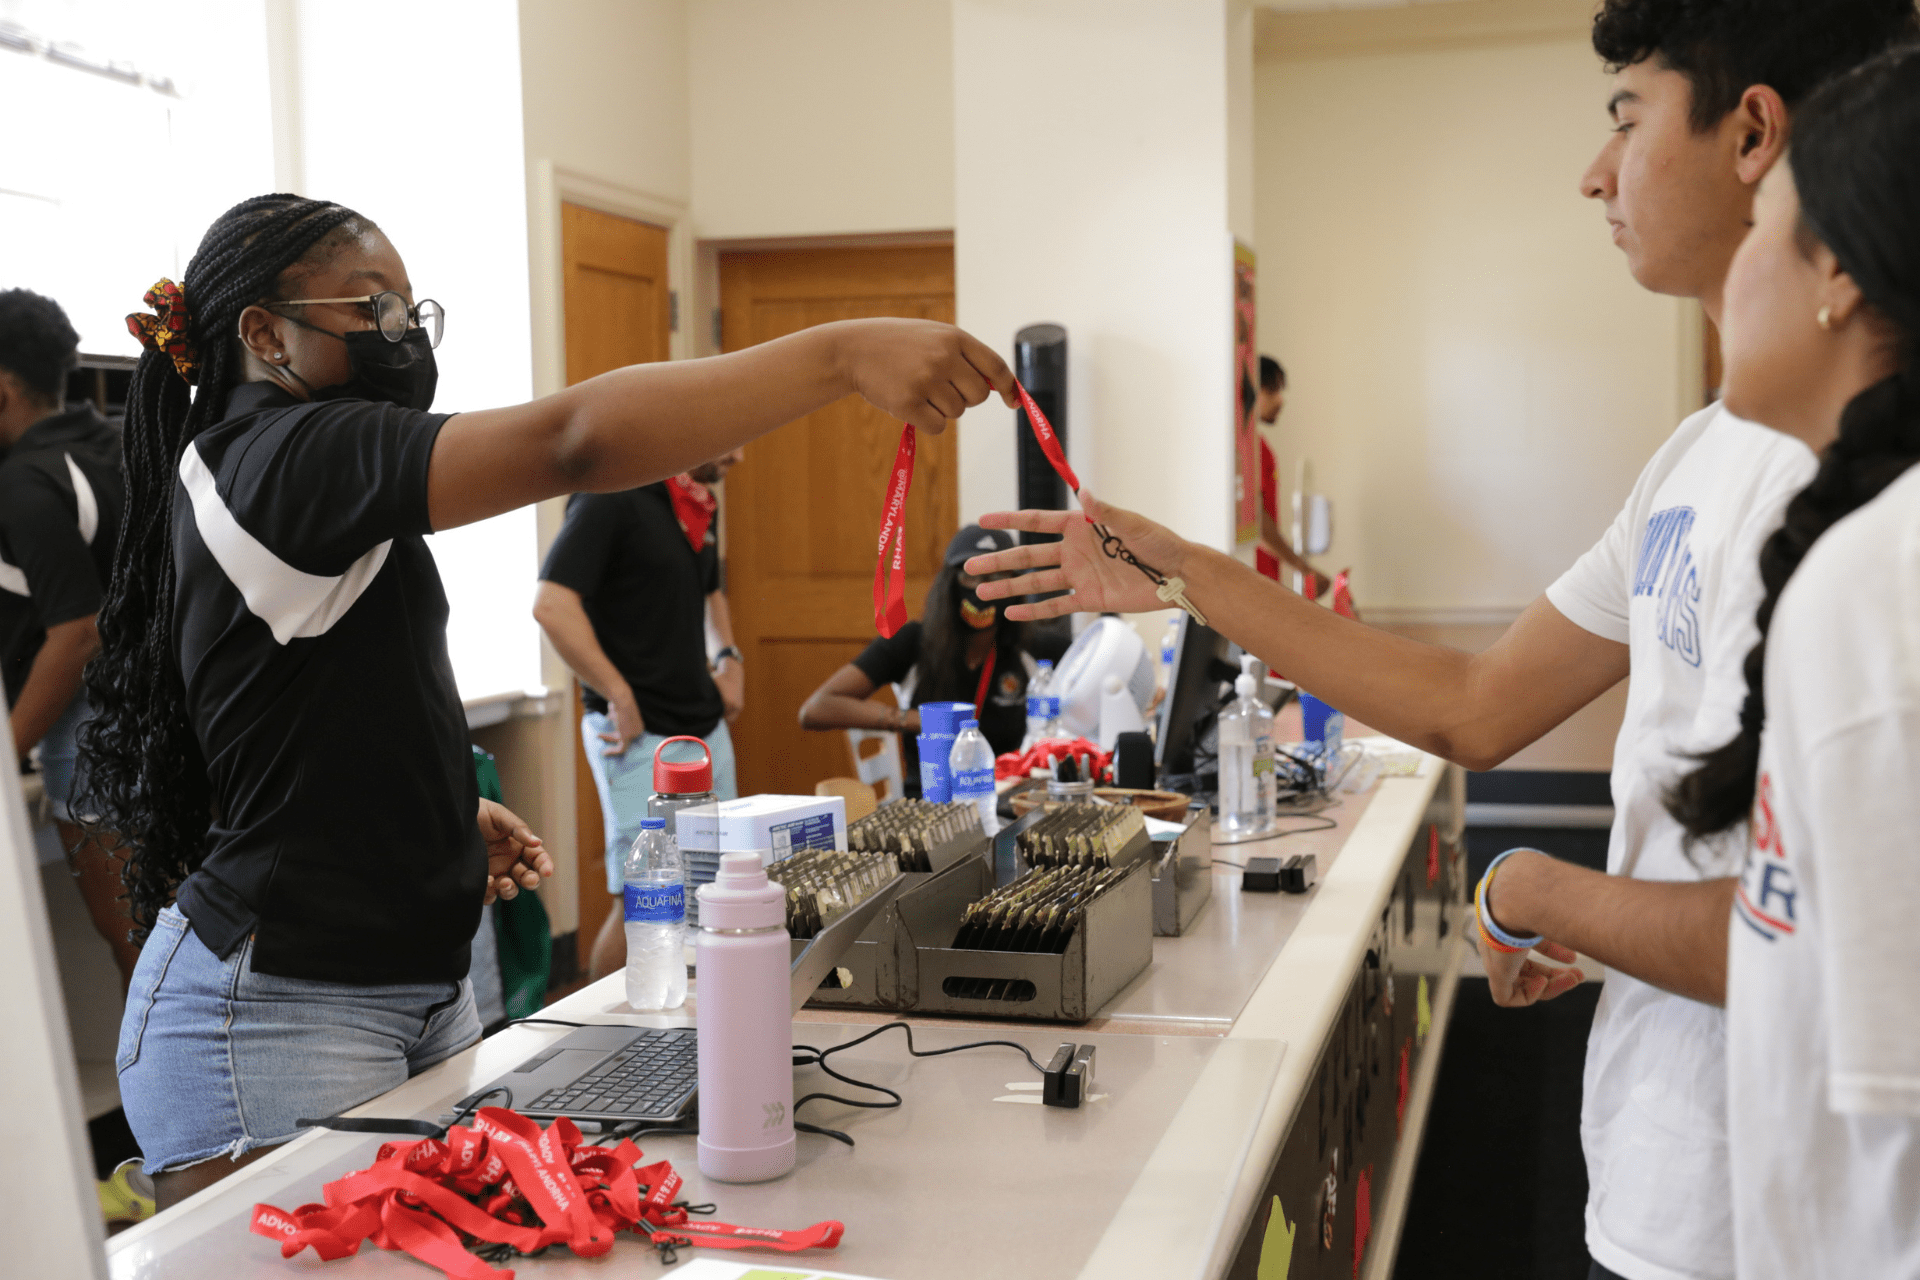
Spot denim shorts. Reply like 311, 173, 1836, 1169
117, 906, 482, 1173
35, 691, 91, 822
580, 715, 737, 894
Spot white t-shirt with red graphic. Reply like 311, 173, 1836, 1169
1728, 461, 1920, 1279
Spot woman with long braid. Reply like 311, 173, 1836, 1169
87, 194, 1014, 1208
1457, 50, 1920, 1273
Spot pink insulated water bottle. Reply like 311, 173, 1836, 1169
694, 851, 796, 1183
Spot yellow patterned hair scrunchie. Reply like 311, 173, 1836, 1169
125, 278, 200, 384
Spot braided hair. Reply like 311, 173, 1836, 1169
76, 194, 375, 938
1667, 47, 1920, 839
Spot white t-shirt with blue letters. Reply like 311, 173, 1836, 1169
1547, 403, 1815, 1280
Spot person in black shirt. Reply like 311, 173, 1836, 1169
535, 449, 745, 978
83, 194, 1016, 1208
800, 525, 1032, 794
0, 289, 137, 985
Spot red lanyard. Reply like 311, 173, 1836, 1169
973, 646, 997, 720
251, 1106, 845, 1277
874, 380, 1083, 637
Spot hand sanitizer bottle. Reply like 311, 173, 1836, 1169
1218, 654, 1276, 836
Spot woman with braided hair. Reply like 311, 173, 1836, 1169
89, 193, 1015, 1207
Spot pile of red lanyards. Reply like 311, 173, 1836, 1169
249, 1107, 843, 1279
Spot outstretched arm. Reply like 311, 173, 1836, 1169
966, 494, 1627, 771
428, 319, 1014, 531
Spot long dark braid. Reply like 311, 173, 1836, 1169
1668, 47, 1920, 838
76, 194, 371, 938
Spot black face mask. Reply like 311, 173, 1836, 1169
309, 328, 439, 412
957, 582, 1001, 630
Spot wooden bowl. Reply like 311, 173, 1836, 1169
1008, 786, 1193, 824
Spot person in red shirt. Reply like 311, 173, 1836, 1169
1253, 355, 1328, 595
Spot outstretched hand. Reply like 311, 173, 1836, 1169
1481, 934, 1586, 1007
479, 798, 552, 905
838, 319, 1018, 435
965, 491, 1195, 620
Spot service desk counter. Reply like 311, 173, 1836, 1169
108, 752, 1466, 1280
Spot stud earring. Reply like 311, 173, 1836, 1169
272, 352, 285, 361
1817, 305, 1834, 331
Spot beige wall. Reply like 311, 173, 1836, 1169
519, 0, 691, 204
954, 0, 1250, 549
688, 0, 954, 240
1255, 34, 1693, 616
516, 0, 700, 935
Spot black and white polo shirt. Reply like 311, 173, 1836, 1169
0, 405, 124, 706
171, 381, 483, 985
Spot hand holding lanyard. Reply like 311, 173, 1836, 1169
873, 380, 1207, 637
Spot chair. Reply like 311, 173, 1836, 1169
815, 777, 879, 823
843, 727, 905, 805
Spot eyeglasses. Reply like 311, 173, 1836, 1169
272, 291, 445, 348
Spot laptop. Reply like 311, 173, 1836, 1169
446, 868, 912, 1128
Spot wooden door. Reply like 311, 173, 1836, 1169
560, 203, 671, 950
719, 244, 957, 796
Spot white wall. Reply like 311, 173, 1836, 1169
1255, 36, 1689, 615
954, 0, 1250, 550
0, 0, 277, 356
688, 0, 954, 240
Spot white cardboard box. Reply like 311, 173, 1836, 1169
675, 794, 847, 863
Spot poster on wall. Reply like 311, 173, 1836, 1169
1234, 242, 1259, 544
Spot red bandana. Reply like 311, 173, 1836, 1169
665, 475, 717, 553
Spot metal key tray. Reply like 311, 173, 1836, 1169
1150, 808, 1214, 936
907, 854, 1153, 1021
903, 806, 1156, 1021
793, 832, 995, 1012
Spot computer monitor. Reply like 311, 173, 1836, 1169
1154, 613, 1237, 782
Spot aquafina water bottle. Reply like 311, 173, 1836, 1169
624, 816, 687, 1010
1022, 660, 1055, 751
950, 718, 1000, 836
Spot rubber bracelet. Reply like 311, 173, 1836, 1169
1475, 849, 1545, 951
1476, 914, 1530, 956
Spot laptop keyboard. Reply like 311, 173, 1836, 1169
527, 1029, 698, 1119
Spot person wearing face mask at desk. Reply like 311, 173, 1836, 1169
799, 525, 1033, 796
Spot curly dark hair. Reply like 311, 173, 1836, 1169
0, 288, 80, 403
1667, 46, 1920, 838
74, 194, 376, 939
1593, 0, 1919, 129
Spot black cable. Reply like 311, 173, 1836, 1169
787, 1021, 1048, 1143
500, 1017, 590, 1030
796, 1120, 855, 1147
1212, 858, 1245, 869
1271, 816, 1339, 838
444, 1085, 514, 1132
613, 1123, 699, 1143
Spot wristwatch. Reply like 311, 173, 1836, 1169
713, 645, 744, 668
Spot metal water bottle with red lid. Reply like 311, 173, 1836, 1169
695, 851, 796, 1182
650, 736, 718, 925
648, 735, 716, 833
